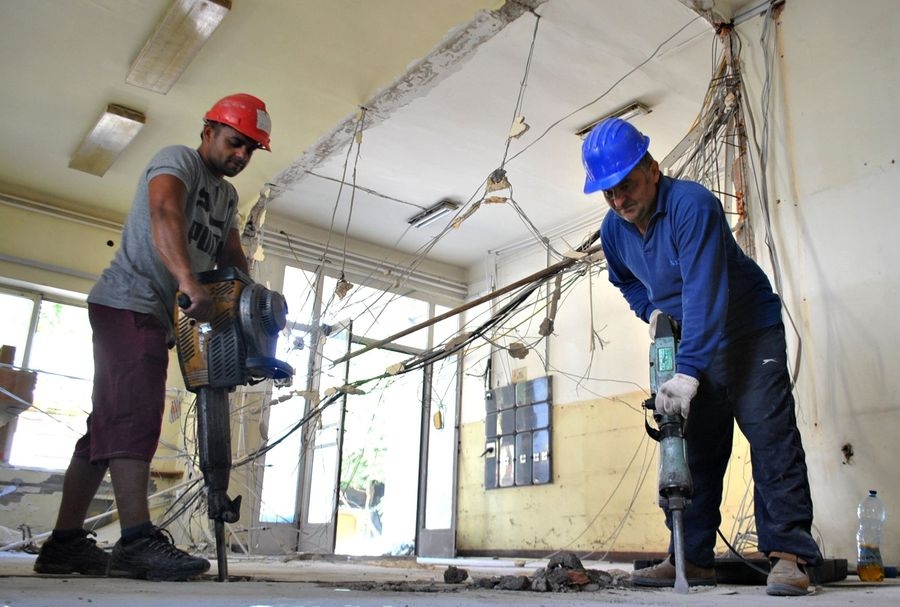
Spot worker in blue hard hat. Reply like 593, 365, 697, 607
582, 118, 822, 596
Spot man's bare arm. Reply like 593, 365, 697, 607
148, 174, 213, 320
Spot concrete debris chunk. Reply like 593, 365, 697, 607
470, 552, 629, 593
443, 565, 469, 584
473, 576, 498, 589
498, 574, 531, 590
548, 552, 583, 571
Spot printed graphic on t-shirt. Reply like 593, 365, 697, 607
187, 186, 235, 260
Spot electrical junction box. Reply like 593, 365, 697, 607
484, 375, 552, 489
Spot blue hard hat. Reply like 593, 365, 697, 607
582, 118, 650, 193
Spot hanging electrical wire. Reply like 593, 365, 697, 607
738, 3, 803, 387
211, 240, 604, 481
315, 107, 369, 301
433, 11, 566, 261
499, 11, 540, 172
109, 11, 798, 561
507, 15, 703, 165
337, 107, 368, 298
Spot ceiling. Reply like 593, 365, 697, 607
0, 0, 757, 272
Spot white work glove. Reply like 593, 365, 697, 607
656, 373, 699, 418
648, 309, 663, 341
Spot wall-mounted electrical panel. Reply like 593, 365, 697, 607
484, 375, 552, 489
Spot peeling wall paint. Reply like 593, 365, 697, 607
456, 390, 754, 555
738, 0, 900, 564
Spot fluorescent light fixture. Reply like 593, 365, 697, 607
69, 104, 146, 177
408, 200, 460, 228
574, 102, 652, 139
126, 0, 231, 94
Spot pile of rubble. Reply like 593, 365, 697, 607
445, 552, 632, 593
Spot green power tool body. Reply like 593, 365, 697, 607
644, 314, 693, 594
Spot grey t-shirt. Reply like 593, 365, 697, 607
88, 145, 239, 335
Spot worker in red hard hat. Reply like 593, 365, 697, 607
582, 118, 822, 596
204, 93, 272, 152
199, 93, 272, 179
34, 95, 270, 582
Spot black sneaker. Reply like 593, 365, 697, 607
108, 527, 210, 581
33, 530, 110, 575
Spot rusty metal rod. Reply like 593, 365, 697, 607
331, 242, 604, 366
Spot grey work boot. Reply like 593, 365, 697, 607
33, 530, 110, 576
631, 555, 717, 587
766, 551, 811, 596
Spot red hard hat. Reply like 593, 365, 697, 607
204, 94, 272, 151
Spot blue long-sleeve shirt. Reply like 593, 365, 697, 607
600, 175, 782, 378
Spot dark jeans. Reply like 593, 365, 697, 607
665, 323, 822, 567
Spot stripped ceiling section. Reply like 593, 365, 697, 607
0, 0, 756, 274
256, 0, 754, 270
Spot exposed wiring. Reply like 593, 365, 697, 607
12, 11, 804, 561
737, 9, 804, 387
498, 12, 541, 172
317, 107, 369, 286
339, 108, 368, 281
506, 16, 703, 165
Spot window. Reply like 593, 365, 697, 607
0, 289, 93, 469
0, 290, 35, 367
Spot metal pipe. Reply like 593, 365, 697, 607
331, 242, 604, 366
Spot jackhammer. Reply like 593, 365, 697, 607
643, 314, 693, 594
174, 267, 293, 581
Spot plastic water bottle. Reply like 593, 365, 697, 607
857, 489, 886, 582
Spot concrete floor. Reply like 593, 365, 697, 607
2, 551, 899, 607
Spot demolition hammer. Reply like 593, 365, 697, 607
175, 267, 293, 581
643, 314, 693, 594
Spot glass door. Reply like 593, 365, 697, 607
254, 266, 460, 558
295, 322, 349, 553
417, 305, 460, 557
253, 266, 322, 553
334, 347, 422, 555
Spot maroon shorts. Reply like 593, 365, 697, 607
73, 303, 169, 463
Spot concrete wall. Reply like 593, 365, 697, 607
0, 200, 116, 295
457, 389, 755, 556
455, 243, 757, 557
